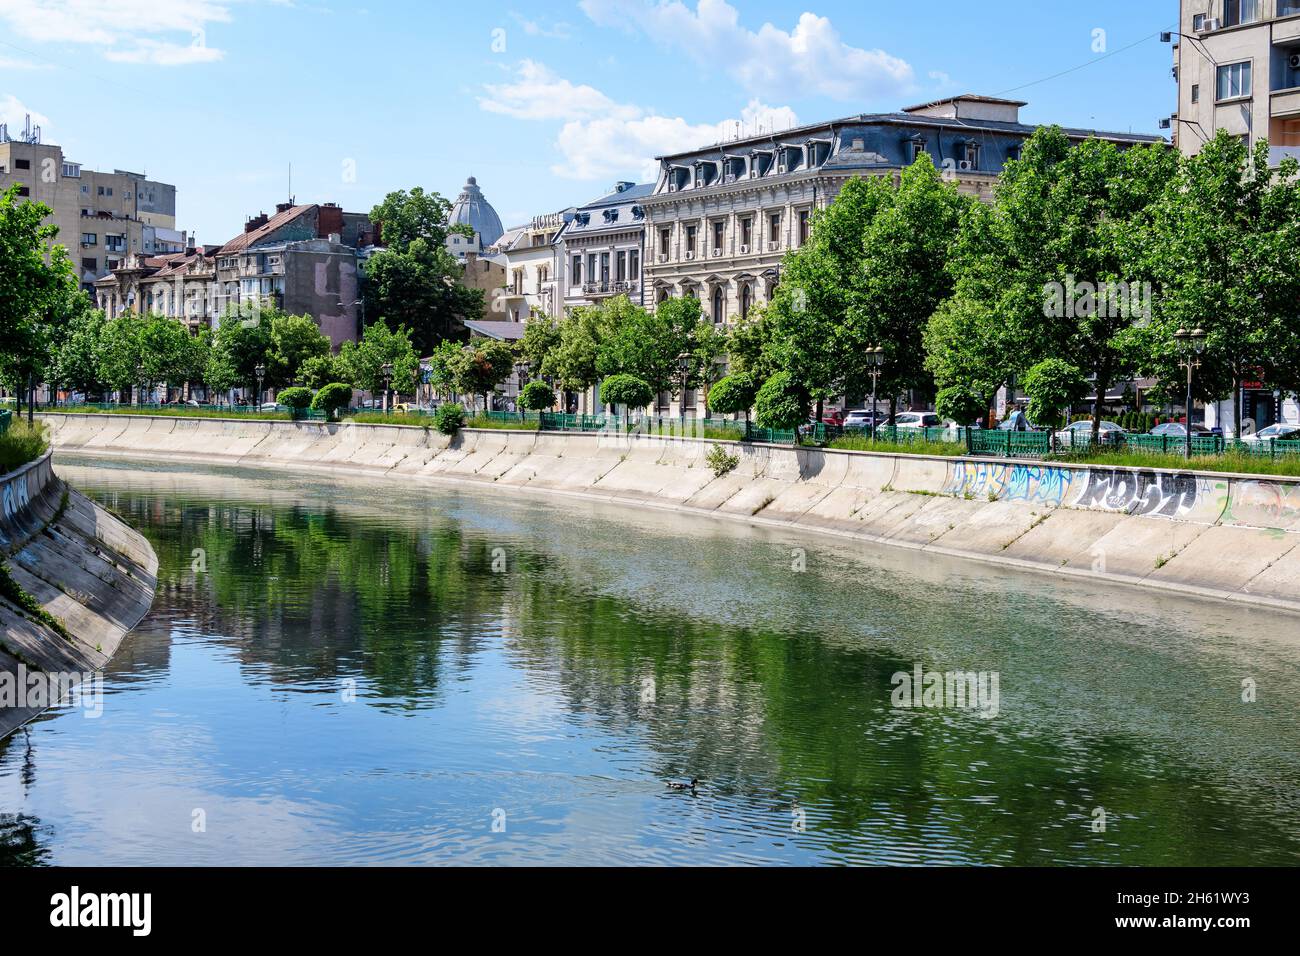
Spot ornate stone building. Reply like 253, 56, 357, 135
642, 94, 1162, 328
556, 181, 653, 312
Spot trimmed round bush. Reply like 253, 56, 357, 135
277, 386, 312, 411
707, 372, 757, 418
434, 402, 466, 435
936, 384, 987, 427
601, 374, 655, 414
519, 380, 556, 412
753, 372, 808, 431
311, 382, 353, 421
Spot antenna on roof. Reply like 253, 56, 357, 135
288, 162, 292, 203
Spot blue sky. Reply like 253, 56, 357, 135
0, 0, 1178, 245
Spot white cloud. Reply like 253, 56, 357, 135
479, 59, 638, 122
509, 11, 574, 40
554, 99, 799, 181
0, 56, 51, 70
578, 0, 914, 102
0, 95, 52, 134
0, 0, 245, 66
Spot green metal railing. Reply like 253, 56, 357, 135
37, 401, 326, 421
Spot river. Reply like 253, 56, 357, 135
2, 457, 1297, 865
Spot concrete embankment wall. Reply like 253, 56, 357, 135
1, 450, 158, 738
40, 413, 1300, 614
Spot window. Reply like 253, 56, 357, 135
712, 220, 724, 250
798, 210, 811, 246
82, 257, 97, 272
712, 287, 724, 324
616, 251, 626, 282
740, 284, 752, 320
572, 255, 582, 284
1217, 61, 1252, 100
910, 138, 927, 163
14, 158, 29, 170
1191, 84, 1200, 104
660, 228, 671, 255
16, 186, 29, 197
1223, 0, 1261, 27
1193, 13, 1206, 30
963, 141, 981, 170
81, 232, 97, 245
629, 249, 639, 277
769, 213, 781, 244
741, 218, 753, 247
685, 225, 696, 255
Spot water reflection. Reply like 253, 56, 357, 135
0, 458, 1296, 866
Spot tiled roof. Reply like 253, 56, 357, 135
463, 319, 526, 341
219, 204, 315, 254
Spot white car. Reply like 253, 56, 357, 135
1055, 420, 1125, 446
893, 412, 942, 429
1240, 423, 1300, 445
843, 409, 886, 429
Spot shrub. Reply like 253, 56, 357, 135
311, 382, 353, 421
1022, 359, 1088, 430
705, 444, 740, 478
434, 402, 466, 435
753, 371, 808, 432
519, 380, 556, 412
707, 372, 757, 419
277, 386, 312, 412
0, 419, 49, 473
935, 384, 987, 427
601, 374, 655, 412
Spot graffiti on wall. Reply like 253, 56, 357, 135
1, 472, 30, 521
1223, 480, 1300, 530
1071, 469, 1208, 518
945, 462, 1077, 506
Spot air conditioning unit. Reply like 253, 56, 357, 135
739, 244, 750, 254
1289, 52, 1300, 71
1200, 17, 1220, 33
668, 183, 678, 192
749, 169, 759, 179
768, 241, 779, 251
777, 164, 787, 174
685, 251, 695, 260
711, 248, 723, 258
658, 253, 669, 263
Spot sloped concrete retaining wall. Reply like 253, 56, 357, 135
1, 450, 158, 738
40, 413, 1300, 615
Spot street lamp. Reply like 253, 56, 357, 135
1173, 328, 1206, 458
514, 360, 530, 420
866, 346, 885, 444
254, 363, 266, 409
418, 362, 432, 413
676, 352, 691, 425
380, 361, 393, 414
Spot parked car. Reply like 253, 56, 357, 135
1240, 423, 1300, 445
821, 409, 846, 426
842, 409, 887, 429
1149, 422, 1211, 438
260, 402, 280, 411
893, 412, 942, 429
1055, 420, 1125, 446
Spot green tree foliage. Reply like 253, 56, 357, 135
433, 402, 466, 435
206, 308, 273, 397
1021, 358, 1088, 429
543, 299, 627, 401
1138, 130, 1300, 433
517, 316, 562, 376
311, 382, 353, 420
706, 372, 758, 421
449, 339, 515, 411
754, 371, 808, 431
369, 187, 457, 252
51, 298, 108, 397
267, 310, 331, 387
600, 373, 654, 426
597, 295, 715, 398
519, 379, 556, 412
934, 384, 987, 427
339, 321, 418, 395
276, 386, 312, 410
298, 353, 348, 390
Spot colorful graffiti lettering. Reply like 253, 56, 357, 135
1072, 469, 1200, 518
945, 462, 1076, 505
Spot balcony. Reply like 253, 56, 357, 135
581, 280, 639, 297
1272, 86, 1300, 117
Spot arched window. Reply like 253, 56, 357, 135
712, 287, 724, 324
657, 287, 670, 304
740, 284, 752, 320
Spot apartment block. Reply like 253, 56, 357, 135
0, 119, 180, 291
1171, 0, 1300, 161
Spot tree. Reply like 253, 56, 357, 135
544, 301, 623, 409
600, 373, 654, 428
0, 185, 75, 418
517, 315, 562, 376
597, 295, 713, 401
370, 187, 458, 252
98, 314, 145, 401
848, 155, 967, 419
365, 238, 483, 355
267, 310, 331, 387
706, 372, 758, 423
928, 127, 1178, 443
311, 382, 353, 421
1021, 358, 1087, 430
299, 353, 348, 391
138, 316, 198, 398
1140, 130, 1300, 435
51, 298, 107, 399
754, 371, 808, 432
206, 308, 273, 400
935, 384, 987, 428
449, 339, 514, 412
433, 402, 466, 435
519, 380, 556, 412
339, 321, 418, 396
277, 386, 313, 416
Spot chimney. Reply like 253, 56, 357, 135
317, 203, 344, 241
276, 201, 294, 214
185, 231, 196, 255
245, 212, 269, 233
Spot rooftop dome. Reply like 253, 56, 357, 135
449, 175, 504, 248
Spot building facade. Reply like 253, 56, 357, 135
556, 181, 651, 313
497, 210, 570, 322
642, 95, 1161, 334
0, 119, 179, 292
1170, 0, 1300, 162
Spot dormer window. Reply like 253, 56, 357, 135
603, 208, 619, 223
908, 134, 927, 163
631, 205, 644, 219
962, 141, 981, 171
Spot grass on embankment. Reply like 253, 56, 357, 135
1049, 448, 1300, 478
0, 419, 49, 473
49, 405, 297, 421
346, 412, 541, 430
827, 435, 967, 457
